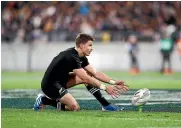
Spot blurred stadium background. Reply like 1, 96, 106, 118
1, 1, 181, 128
1, 1, 181, 72
1, 0, 181, 115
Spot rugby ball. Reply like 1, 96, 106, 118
132, 88, 150, 106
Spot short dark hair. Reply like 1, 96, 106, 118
75, 33, 94, 47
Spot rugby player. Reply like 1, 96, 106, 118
33, 33, 129, 111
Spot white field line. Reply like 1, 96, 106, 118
2, 95, 181, 103
2, 89, 181, 94
115, 101, 181, 106
1, 89, 181, 102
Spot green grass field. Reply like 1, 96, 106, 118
1, 71, 181, 128
2, 109, 181, 128
1, 71, 181, 90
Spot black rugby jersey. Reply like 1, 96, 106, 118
41, 47, 89, 86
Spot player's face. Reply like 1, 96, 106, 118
81, 40, 93, 56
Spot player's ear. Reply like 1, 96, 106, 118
79, 43, 84, 49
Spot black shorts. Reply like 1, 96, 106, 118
41, 81, 68, 101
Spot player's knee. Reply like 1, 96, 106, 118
69, 104, 80, 111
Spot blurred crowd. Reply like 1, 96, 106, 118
1, 1, 181, 43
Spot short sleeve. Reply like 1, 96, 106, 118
70, 54, 82, 69
80, 57, 89, 68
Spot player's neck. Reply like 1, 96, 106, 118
75, 47, 84, 57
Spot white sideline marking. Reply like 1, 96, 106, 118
1, 89, 181, 103
115, 101, 181, 106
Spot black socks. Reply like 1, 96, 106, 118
41, 96, 57, 108
86, 84, 110, 107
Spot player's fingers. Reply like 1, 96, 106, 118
119, 85, 129, 93
113, 89, 121, 96
113, 85, 121, 91
114, 84, 129, 93
116, 86, 126, 93
111, 93, 119, 99
116, 85, 127, 93
114, 85, 123, 90
120, 86, 128, 92
124, 84, 129, 88
118, 84, 129, 91
123, 85, 129, 91
112, 95, 117, 99
119, 88, 127, 93
111, 94, 117, 99
118, 81, 124, 85
110, 89, 120, 98
114, 86, 126, 94
114, 88, 122, 94
114, 87, 125, 95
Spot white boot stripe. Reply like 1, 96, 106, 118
37, 99, 41, 105
37, 99, 40, 105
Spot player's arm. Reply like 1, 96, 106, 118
84, 64, 121, 85
84, 65, 129, 92
73, 68, 120, 98
73, 68, 105, 89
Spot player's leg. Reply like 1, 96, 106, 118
131, 54, 138, 74
66, 75, 84, 88
161, 51, 165, 73
46, 82, 80, 111
66, 75, 109, 107
33, 93, 60, 111
58, 93, 80, 111
85, 84, 109, 106
167, 53, 172, 73
33, 92, 76, 111
65, 75, 121, 111
41, 96, 57, 107
34, 75, 83, 111
133, 55, 139, 73
34, 82, 80, 111
134, 54, 140, 73
130, 52, 134, 71
33, 86, 63, 111
165, 53, 172, 74
85, 84, 121, 111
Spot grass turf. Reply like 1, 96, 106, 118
1, 71, 181, 90
2, 108, 181, 128
1, 71, 181, 128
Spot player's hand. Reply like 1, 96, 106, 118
114, 84, 129, 94
114, 80, 129, 92
114, 80, 125, 85
105, 85, 121, 99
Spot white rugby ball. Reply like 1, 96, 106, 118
132, 88, 150, 106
